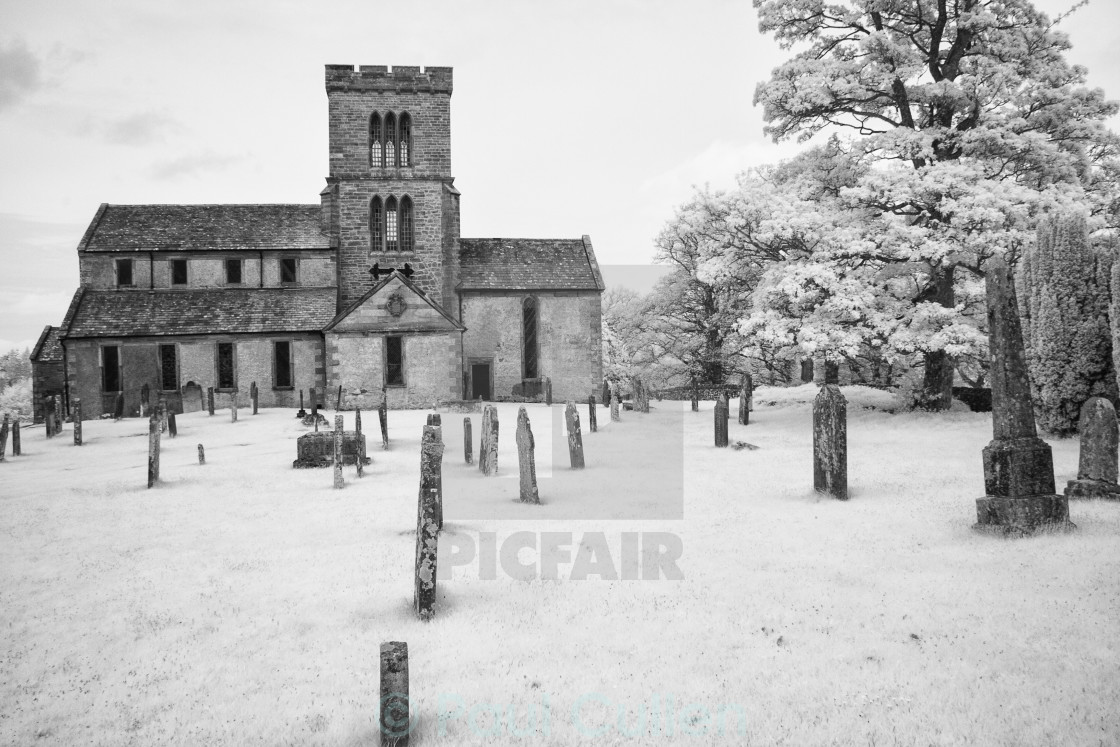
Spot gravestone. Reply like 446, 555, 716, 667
141, 383, 151, 416
975, 257, 1072, 534
147, 411, 160, 488
463, 417, 472, 464
379, 397, 389, 449
293, 431, 369, 468
333, 415, 345, 488
739, 373, 753, 425
251, 382, 258, 415
379, 641, 410, 745
1064, 397, 1120, 500
544, 377, 553, 406
565, 401, 585, 469
420, 424, 444, 530
198, 444, 205, 465
12, 418, 20, 456
207, 387, 215, 416
45, 397, 54, 438
691, 377, 699, 412
73, 399, 82, 445
813, 385, 847, 500
312, 403, 319, 432
158, 395, 168, 433
479, 405, 499, 476
310, 387, 318, 410
230, 393, 238, 423
588, 395, 597, 433
0, 415, 8, 461
427, 413, 441, 427
601, 379, 611, 409
168, 411, 177, 438
714, 393, 729, 448
610, 393, 621, 422
296, 389, 307, 418
516, 407, 540, 503
114, 392, 125, 419
355, 408, 365, 477
415, 427, 441, 620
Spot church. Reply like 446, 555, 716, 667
39, 65, 604, 418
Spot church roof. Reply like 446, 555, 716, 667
458, 236, 605, 291
63, 288, 338, 338
30, 325, 64, 363
77, 203, 331, 252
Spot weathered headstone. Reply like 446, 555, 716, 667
415, 428, 440, 620
610, 392, 621, 422
479, 405, 499, 476
601, 379, 611, 409
333, 415, 344, 489
427, 413, 441, 427
691, 376, 699, 412
229, 393, 238, 423
813, 384, 847, 500
310, 387, 318, 410
207, 386, 215, 416
420, 424, 444, 530
45, 397, 54, 438
55, 396, 64, 433
158, 394, 168, 433
73, 399, 82, 446
975, 256, 1072, 534
516, 407, 540, 503
0, 414, 8, 461
714, 393, 729, 448
463, 417, 473, 464
588, 395, 597, 433
12, 418, 20, 456
296, 389, 307, 418
141, 383, 151, 417
1064, 396, 1120, 500
379, 641, 411, 745
168, 411, 177, 438
379, 397, 389, 449
739, 373, 753, 425
565, 401, 585, 469
544, 377, 553, 406
147, 411, 160, 488
198, 443, 205, 465
251, 381, 259, 415
355, 408, 365, 477
114, 392, 125, 419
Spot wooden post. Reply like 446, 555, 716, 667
565, 401, 585, 469
515, 407, 539, 503
168, 411, 178, 438
73, 399, 82, 446
813, 384, 848, 500
379, 397, 389, 450
333, 415, 344, 489
251, 381, 258, 415
588, 395, 597, 433
197, 443, 205, 465
714, 393, 729, 448
416, 426, 441, 619
207, 387, 215, 416
12, 417, 20, 456
463, 417, 473, 464
380, 641, 411, 744
355, 408, 364, 477
0, 414, 8, 461
147, 411, 160, 488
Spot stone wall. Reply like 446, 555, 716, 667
327, 331, 460, 409
460, 291, 602, 402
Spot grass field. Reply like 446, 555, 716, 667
2, 387, 1118, 745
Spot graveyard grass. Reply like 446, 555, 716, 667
2, 386, 1119, 745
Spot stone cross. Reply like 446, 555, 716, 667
976, 256, 1071, 534
229, 393, 238, 423
565, 401, 585, 469
207, 386, 215, 416
516, 407, 540, 503
379, 641, 410, 744
198, 444, 205, 465
379, 397, 389, 450
251, 381, 259, 415
420, 424, 444, 531
415, 426, 441, 620
147, 411, 161, 488
588, 395, 597, 433
73, 399, 82, 446
610, 392, 621, 423
12, 417, 20, 456
813, 384, 847, 500
463, 417, 473, 464
0, 414, 8, 461
739, 373, 753, 425
714, 393, 729, 448
1064, 396, 1120, 500
333, 415, 344, 489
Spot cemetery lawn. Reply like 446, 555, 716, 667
2, 386, 1119, 746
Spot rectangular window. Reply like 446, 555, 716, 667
280, 258, 297, 285
274, 340, 293, 388
115, 259, 133, 287
159, 344, 178, 390
217, 342, 236, 389
101, 345, 121, 392
225, 259, 243, 285
171, 259, 188, 286
385, 336, 404, 386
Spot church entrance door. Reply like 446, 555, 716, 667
471, 363, 491, 400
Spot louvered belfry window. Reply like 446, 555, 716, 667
369, 113, 383, 168
522, 297, 539, 379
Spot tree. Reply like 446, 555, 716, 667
1019, 213, 1115, 434
752, 0, 1119, 409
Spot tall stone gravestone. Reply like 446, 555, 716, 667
714, 393, 729, 448
610, 392, 621, 423
739, 373, 753, 425
479, 405, 499, 476
380, 641, 410, 746
420, 425, 444, 530
379, 397, 389, 449
0, 415, 8, 461
73, 399, 82, 446
1064, 396, 1120, 500
12, 418, 20, 456
813, 384, 847, 500
975, 256, 1072, 534
588, 395, 597, 433
565, 401, 585, 469
463, 417, 473, 464
415, 425, 441, 620
516, 407, 540, 503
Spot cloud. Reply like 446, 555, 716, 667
148, 151, 241, 180
104, 111, 177, 145
0, 37, 43, 111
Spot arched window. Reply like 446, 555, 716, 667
369, 113, 383, 168
385, 196, 399, 252
400, 196, 413, 251
385, 112, 397, 168
370, 196, 383, 252
399, 113, 411, 167
522, 297, 539, 379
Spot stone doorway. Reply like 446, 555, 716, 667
470, 363, 491, 401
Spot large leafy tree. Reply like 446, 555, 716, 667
751, 0, 1119, 408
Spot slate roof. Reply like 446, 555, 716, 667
30, 325, 63, 363
63, 289, 338, 338
77, 204, 331, 252
458, 236, 605, 291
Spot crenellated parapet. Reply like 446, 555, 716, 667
325, 64, 453, 94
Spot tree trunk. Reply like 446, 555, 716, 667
916, 266, 956, 411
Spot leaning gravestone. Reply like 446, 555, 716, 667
379, 397, 389, 450
588, 395, 597, 433
516, 407, 540, 503
380, 641, 410, 746
714, 393, 729, 448
1064, 396, 1120, 500
12, 417, 20, 456
975, 256, 1072, 534
479, 405, 499, 476
463, 417, 473, 464
415, 426, 441, 620
565, 401, 585, 469
813, 384, 847, 500
601, 379, 611, 409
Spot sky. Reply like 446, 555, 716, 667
1, 0, 1118, 353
